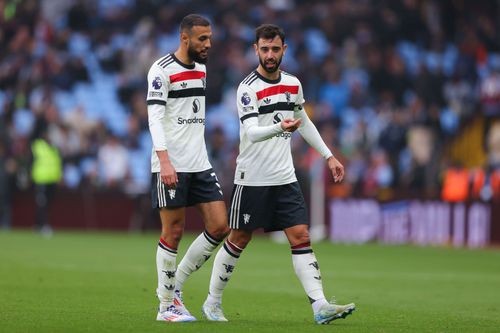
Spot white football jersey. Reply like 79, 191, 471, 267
235, 70, 305, 186
146, 53, 211, 173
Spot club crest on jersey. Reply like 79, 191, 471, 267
168, 189, 176, 200
152, 76, 162, 89
241, 92, 251, 105
243, 214, 251, 224
192, 99, 201, 113
284, 91, 291, 104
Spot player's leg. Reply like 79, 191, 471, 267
279, 183, 355, 324
152, 172, 195, 322
201, 183, 266, 321
284, 224, 355, 324
285, 224, 327, 304
175, 200, 229, 292
173, 169, 229, 315
155, 207, 196, 322
202, 229, 251, 321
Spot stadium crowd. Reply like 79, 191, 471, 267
1, 0, 500, 228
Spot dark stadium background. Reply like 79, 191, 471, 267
1, 0, 500, 246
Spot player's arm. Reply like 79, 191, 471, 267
147, 65, 178, 188
295, 107, 344, 183
243, 117, 300, 142
237, 84, 299, 142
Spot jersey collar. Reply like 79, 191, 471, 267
254, 70, 281, 84
171, 53, 196, 69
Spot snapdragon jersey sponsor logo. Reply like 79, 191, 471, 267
273, 112, 284, 124
177, 116, 205, 125
275, 132, 292, 139
273, 112, 291, 139
192, 99, 201, 113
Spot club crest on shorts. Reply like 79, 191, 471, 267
243, 213, 251, 224
168, 189, 176, 199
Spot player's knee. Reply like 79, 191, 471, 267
208, 224, 230, 241
228, 231, 252, 249
290, 229, 310, 246
160, 229, 183, 246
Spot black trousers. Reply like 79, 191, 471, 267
34, 183, 56, 229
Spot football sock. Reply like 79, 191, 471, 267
175, 230, 222, 292
156, 237, 177, 309
291, 242, 328, 312
206, 239, 243, 305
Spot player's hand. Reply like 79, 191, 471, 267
327, 156, 344, 183
160, 160, 178, 188
281, 118, 302, 132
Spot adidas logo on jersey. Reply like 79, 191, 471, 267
180, 82, 187, 88
263, 97, 271, 104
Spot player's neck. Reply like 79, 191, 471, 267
256, 66, 280, 81
174, 49, 194, 66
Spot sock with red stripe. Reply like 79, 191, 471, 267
175, 230, 223, 292
291, 242, 328, 312
157, 238, 177, 310
205, 239, 243, 305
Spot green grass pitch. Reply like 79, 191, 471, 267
1, 230, 499, 333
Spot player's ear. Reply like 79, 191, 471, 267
180, 30, 189, 46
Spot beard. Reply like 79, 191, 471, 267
188, 44, 208, 64
259, 56, 282, 73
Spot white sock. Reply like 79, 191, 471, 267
206, 239, 243, 305
156, 238, 177, 310
175, 230, 222, 292
291, 242, 327, 312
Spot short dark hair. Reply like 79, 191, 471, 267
255, 24, 285, 44
180, 14, 210, 32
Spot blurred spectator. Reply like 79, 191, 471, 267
0, 140, 15, 230
362, 149, 394, 199
471, 166, 500, 202
441, 161, 470, 203
480, 68, 500, 145
97, 133, 129, 188
31, 121, 62, 235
